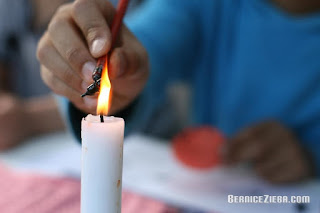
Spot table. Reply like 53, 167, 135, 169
0, 132, 319, 213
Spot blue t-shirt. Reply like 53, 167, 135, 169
65, 0, 320, 174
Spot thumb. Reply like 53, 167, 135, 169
72, 0, 116, 57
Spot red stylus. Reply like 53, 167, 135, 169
82, 0, 130, 97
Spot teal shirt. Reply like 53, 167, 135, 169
64, 0, 320, 174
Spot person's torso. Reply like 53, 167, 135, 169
193, 0, 320, 145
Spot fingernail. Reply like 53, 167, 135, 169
82, 62, 95, 82
91, 38, 106, 56
84, 97, 97, 108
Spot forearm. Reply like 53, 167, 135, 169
24, 95, 65, 137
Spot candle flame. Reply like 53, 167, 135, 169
97, 61, 111, 115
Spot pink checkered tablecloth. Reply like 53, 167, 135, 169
0, 165, 181, 213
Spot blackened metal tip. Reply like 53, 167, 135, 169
81, 92, 88, 98
81, 79, 101, 98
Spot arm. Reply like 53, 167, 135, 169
0, 94, 65, 150
0, 55, 64, 150
24, 95, 66, 136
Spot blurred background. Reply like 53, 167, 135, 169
0, 0, 319, 213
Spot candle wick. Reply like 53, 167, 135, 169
100, 115, 104, 123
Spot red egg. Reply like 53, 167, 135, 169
172, 126, 225, 169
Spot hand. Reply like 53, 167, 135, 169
0, 94, 29, 150
37, 0, 149, 115
224, 121, 314, 183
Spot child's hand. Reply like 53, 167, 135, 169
37, 0, 149, 115
224, 121, 313, 183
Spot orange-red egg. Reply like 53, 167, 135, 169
172, 126, 225, 169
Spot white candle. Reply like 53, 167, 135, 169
81, 114, 125, 213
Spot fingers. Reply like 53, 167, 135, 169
255, 144, 313, 183
108, 48, 126, 79
37, 33, 88, 93
107, 44, 149, 114
225, 121, 280, 164
256, 158, 301, 184
108, 30, 148, 80
226, 138, 274, 165
225, 127, 257, 162
72, 0, 113, 57
225, 126, 264, 163
267, 162, 309, 184
38, 1, 149, 116
48, 4, 96, 81
225, 121, 313, 184
41, 66, 97, 114
254, 149, 288, 178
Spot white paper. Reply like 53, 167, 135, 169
122, 135, 320, 213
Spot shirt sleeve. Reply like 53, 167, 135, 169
0, 0, 32, 60
64, 0, 201, 141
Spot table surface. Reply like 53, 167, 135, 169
0, 132, 319, 213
